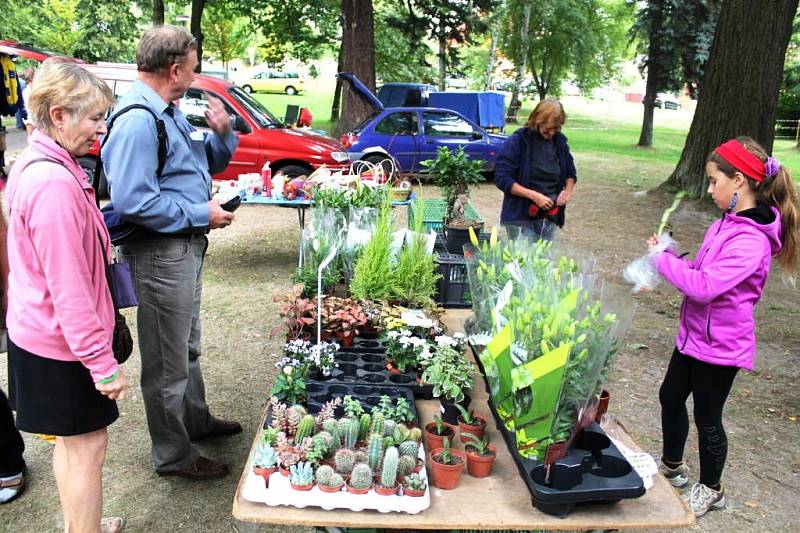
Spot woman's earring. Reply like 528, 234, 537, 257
727, 191, 738, 213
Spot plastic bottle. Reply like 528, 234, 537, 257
261, 160, 272, 197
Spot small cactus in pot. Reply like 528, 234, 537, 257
402, 472, 427, 497
252, 442, 278, 487
376, 446, 400, 495
289, 461, 314, 490
315, 464, 345, 493
347, 463, 373, 494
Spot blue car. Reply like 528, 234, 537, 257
338, 73, 507, 174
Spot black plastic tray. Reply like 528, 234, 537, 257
319, 341, 433, 399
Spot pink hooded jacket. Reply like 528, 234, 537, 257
655, 206, 782, 370
6, 131, 118, 382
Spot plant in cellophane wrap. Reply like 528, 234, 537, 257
293, 207, 346, 297
344, 205, 378, 282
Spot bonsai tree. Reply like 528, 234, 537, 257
420, 146, 484, 228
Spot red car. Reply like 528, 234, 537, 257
0, 42, 350, 196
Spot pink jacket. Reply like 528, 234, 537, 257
655, 206, 782, 370
6, 131, 118, 382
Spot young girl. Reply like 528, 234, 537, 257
647, 136, 798, 517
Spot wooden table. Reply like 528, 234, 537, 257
232, 310, 694, 530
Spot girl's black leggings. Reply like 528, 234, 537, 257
659, 348, 739, 486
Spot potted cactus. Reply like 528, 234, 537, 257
429, 437, 466, 490
279, 451, 300, 477
334, 448, 355, 477
463, 433, 497, 478
424, 415, 455, 451
402, 472, 427, 497
455, 404, 488, 443
252, 442, 279, 487
375, 446, 400, 496
315, 464, 345, 493
289, 461, 314, 491
347, 463, 373, 494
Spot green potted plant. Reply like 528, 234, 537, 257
455, 404, 488, 443
401, 472, 427, 497
289, 461, 314, 491
252, 442, 279, 487
420, 146, 484, 253
420, 344, 475, 424
428, 436, 466, 490
332, 301, 368, 347
424, 414, 456, 450
463, 433, 497, 478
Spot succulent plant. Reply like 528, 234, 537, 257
394, 424, 410, 443
261, 426, 279, 446
343, 395, 365, 418
403, 472, 427, 491
408, 427, 423, 442
269, 396, 289, 433
369, 412, 385, 436
382, 419, 397, 438
315, 397, 342, 426
315, 464, 342, 487
349, 463, 373, 489
353, 449, 368, 465
358, 413, 372, 441
289, 461, 313, 486
398, 440, 420, 458
338, 417, 358, 449
253, 442, 278, 468
367, 434, 384, 472
397, 454, 417, 477
321, 419, 340, 452
380, 446, 399, 488
279, 451, 299, 469
275, 431, 291, 453
287, 405, 307, 437
295, 414, 316, 443
334, 448, 355, 475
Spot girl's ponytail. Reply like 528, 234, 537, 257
761, 165, 798, 273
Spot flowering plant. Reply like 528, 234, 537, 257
385, 329, 432, 373
270, 364, 307, 405
382, 307, 443, 339
434, 332, 467, 354
279, 339, 340, 377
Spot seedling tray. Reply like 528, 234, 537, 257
302, 381, 419, 423
324, 342, 433, 399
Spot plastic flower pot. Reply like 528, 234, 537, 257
595, 389, 611, 423
465, 445, 497, 478
402, 486, 426, 497
544, 440, 570, 465
440, 394, 471, 425
458, 415, 487, 443
252, 465, 276, 488
337, 331, 355, 348
318, 483, 344, 494
279, 465, 292, 477
290, 481, 313, 491
346, 483, 371, 495
413, 458, 425, 474
429, 447, 467, 490
424, 421, 456, 450
374, 483, 400, 496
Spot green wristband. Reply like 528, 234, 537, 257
98, 371, 119, 385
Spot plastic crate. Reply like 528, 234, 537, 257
434, 231, 490, 255
408, 199, 482, 233
434, 252, 471, 308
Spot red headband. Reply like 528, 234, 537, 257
714, 139, 765, 182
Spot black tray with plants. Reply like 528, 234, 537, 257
319, 350, 434, 400
303, 382, 419, 424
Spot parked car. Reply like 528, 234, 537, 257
338, 73, 507, 174
643, 93, 681, 110
241, 69, 305, 95
377, 82, 438, 107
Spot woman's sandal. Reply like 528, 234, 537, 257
100, 516, 125, 533
0, 473, 25, 504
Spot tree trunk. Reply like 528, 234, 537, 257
339, 0, 376, 133
484, 20, 499, 91
507, 3, 530, 123
153, 0, 164, 26
637, 4, 666, 148
330, 40, 345, 122
437, 21, 447, 91
664, 0, 797, 197
190, 0, 206, 73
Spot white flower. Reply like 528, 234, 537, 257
401, 310, 434, 329
283, 365, 294, 376
387, 330, 401, 340
435, 335, 455, 348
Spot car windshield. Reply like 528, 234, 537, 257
227, 86, 282, 128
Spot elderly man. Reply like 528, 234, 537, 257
103, 25, 239, 480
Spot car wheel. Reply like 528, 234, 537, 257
77, 156, 108, 199
242, 85, 253, 93
285, 86, 297, 95
363, 154, 396, 179
276, 164, 312, 179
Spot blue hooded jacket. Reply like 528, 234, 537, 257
493, 127, 577, 225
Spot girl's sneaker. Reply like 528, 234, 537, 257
659, 461, 689, 487
686, 482, 725, 517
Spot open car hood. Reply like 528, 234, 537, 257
336, 72, 383, 112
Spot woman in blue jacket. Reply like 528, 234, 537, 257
494, 98, 577, 239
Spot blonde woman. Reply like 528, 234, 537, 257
494, 98, 577, 240
6, 58, 128, 532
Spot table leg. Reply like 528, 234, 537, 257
298, 207, 306, 268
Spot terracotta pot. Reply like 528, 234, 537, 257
290, 482, 313, 491
424, 421, 456, 450
318, 483, 344, 493
346, 484, 370, 495
403, 486, 425, 497
386, 363, 402, 375
320, 330, 334, 341
413, 457, 424, 473
252, 465, 276, 488
595, 389, 611, 423
374, 483, 400, 496
339, 332, 355, 348
429, 447, 467, 490
458, 416, 487, 443
279, 464, 292, 477
544, 440, 570, 465
466, 445, 497, 478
